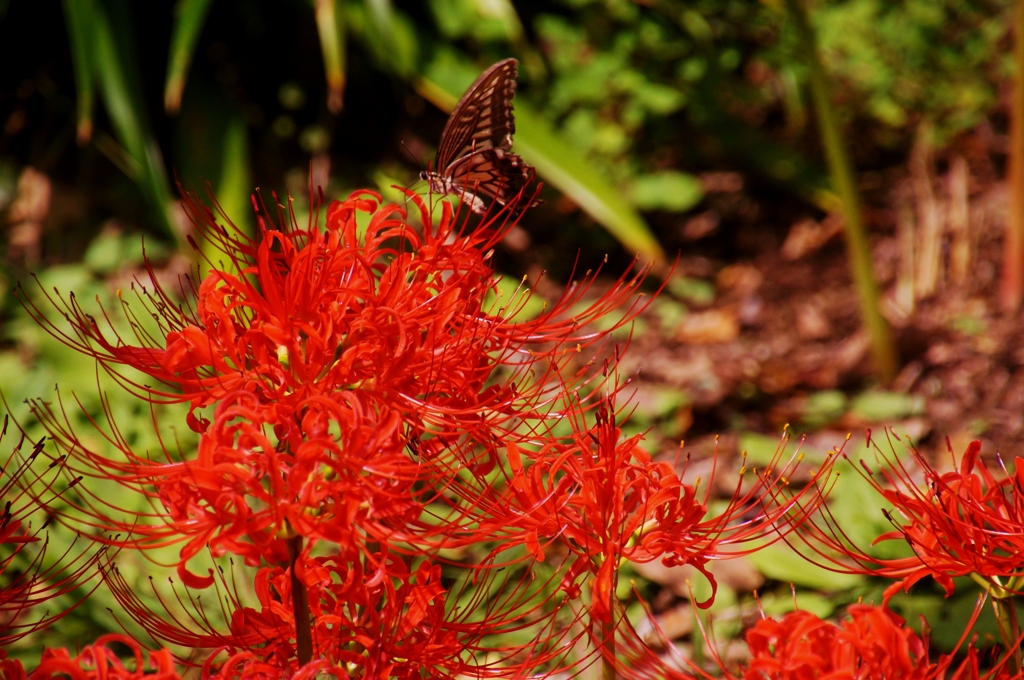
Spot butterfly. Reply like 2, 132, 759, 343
420, 58, 539, 214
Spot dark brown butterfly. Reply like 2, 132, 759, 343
420, 58, 538, 214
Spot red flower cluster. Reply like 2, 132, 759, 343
23, 189, 647, 573
870, 440, 1024, 600
798, 436, 1024, 603
8, 184, 838, 677
506, 399, 829, 624
614, 600, 1007, 680
1, 635, 177, 680
739, 604, 1002, 680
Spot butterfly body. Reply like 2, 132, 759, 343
422, 58, 538, 214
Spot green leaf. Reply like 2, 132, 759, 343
164, 0, 214, 113
739, 431, 790, 468
82, 229, 130, 274
427, 0, 524, 41
948, 314, 986, 335
758, 590, 835, 619
848, 390, 924, 422
483, 273, 547, 322
800, 389, 847, 429
666, 276, 715, 305
822, 458, 905, 558
889, 584, 1004, 651
747, 540, 864, 591
370, 167, 415, 205
61, 0, 97, 143
0, 352, 33, 420
516, 104, 665, 263
90, 0, 177, 241
176, 76, 254, 251
651, 297, 687, 330
313, 0, 346, 113
343, 0, 418, 78
646, 385, 691, 420
215, 115, 254, 236
629, 170, 704, 212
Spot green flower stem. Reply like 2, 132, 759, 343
971, 573, 1021, 674
1003, 0, 1024, 311
597, 555, 616, 680
602, 621, 616, 680
288, 534, 313, 666
969, 571, 1000, 596
781, 0, 899, 383
993, 594, 1020, 675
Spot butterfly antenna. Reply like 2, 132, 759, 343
399, 138, 426, 174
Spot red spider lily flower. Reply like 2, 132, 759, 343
101, 537, 579, 678
503, 396, 836, 620
744, 605, 928, 678
204, 654, 344, 680
768, 435, 1024, 675
22, 188, 649, 433
14, 185, 655, 676
793, 435, 1024, 602
0, 635, 179, 680
738, 603, 1010, 680
612, 600, 1013, 680
870, 439, 1024, 599
206, 557, 458, 678
0, 417, 103, 645
18, 187, 655, 586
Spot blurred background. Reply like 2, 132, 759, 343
1, 0, 1021, 665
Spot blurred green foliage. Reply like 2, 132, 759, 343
1, 0, 1014, 259
797, 0, 1013, 145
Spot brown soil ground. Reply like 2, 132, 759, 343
610, 143, 1022, 470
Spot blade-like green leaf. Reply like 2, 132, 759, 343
215, 115, 253, 238
418, 57, 665, 264
515, 104, 665, 263
61, 0, 97, 143
91, 0, 177, 241
313, 0, 346, 113
176, 77, 254, 260
164, 0, 214, 113
342, 0, 417, 78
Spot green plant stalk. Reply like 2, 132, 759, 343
600, 557, 615, 680
1002, 0, 1024, 312
287, 533, 313, 666
602, 622, 615, 680
971, 574, 1021, 672
781, 0, 898, 383
994, 594, 1020, 675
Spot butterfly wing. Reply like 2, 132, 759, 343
434, 58, 519, 170
443, 148, 535, 214
423, 58, 540, 214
